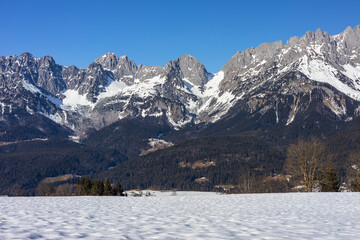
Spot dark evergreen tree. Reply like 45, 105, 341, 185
320, 163, 340, 192
115, 181, 125, 196
353, 172, 360, 192
82, 177, 93, 195
104, 178, 114, 196
91, 179, 104, 196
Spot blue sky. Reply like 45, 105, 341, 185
1, 0, 359, 73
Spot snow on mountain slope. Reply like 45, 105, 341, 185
298, 55, 360, 100
97, 80, 127, 99
62, 89, 94, 109
342, 64, 360, 81
98, 75, 166, 99
22, 80, 42, 94
194, 71, 244, 123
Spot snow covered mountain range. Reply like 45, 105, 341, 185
1, 25, 360, 141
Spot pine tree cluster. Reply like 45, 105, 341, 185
353, 173, 360, 192
76, 177, 125, 196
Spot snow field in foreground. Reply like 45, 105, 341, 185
1, 192, 360, 239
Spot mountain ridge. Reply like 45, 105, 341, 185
1, 25, 360, 141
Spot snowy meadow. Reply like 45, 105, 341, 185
1, 192, 360, 239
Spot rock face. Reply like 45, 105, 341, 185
1, 25, 360, 141
211, 26, 360, 128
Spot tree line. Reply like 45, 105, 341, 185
102, 134, 360, 193
0, 138, 126, 196
34, 177, 126, 196
75, 177, 126, 196
5, 130, 360, 195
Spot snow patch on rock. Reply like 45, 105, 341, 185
298, 56, 360, 100
62, 89, 93, 109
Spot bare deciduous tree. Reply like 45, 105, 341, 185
36, 181, 55, 196
239, 171, 254, 193
55, 183, 74, 196
285, 139, 328, 192
10, 184, 23, 196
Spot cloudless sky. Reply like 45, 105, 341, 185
1, 0, 359, 73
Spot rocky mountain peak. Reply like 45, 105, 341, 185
299, 28, 330, 45
117, 55, 137, 73
342, 26, 360, 49
255, 41, 283, 58
344, 25, 355, 34
286, 36, 300, 47
314, 28, 330, 41
87, 62, 104, 71
93, 53, 138, 85
40, 55, 56, 68
221, 41, 283, 75
19, 52, 37, 68
166, 54, 209, 87
95, 52, 119, 70
30, 55, 65, 95
20, 52, 35, 60
177, 54, 197, 63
